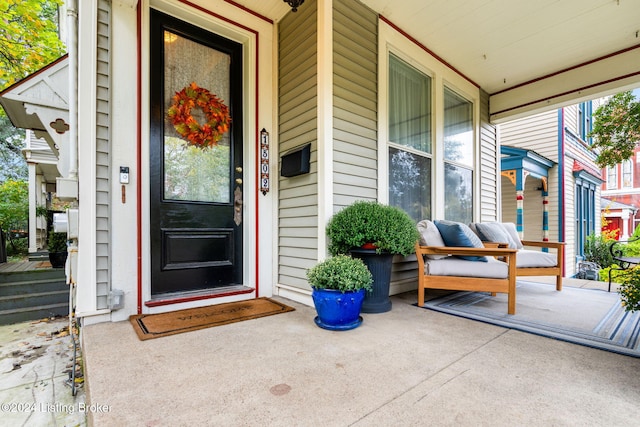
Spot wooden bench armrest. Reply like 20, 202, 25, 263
521, 240, 565, 249
482, 242, 510, 248
416, 245, 517, 257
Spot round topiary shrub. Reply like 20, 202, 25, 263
326, 201, 419, 257
306, 254, 373, 293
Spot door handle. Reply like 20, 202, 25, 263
234, 186, 242, 226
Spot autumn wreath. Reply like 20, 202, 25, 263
167, 82, 231, 148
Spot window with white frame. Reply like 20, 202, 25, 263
388, 54, 432, 222
607, 166, 617, 189
386, 52, 476, 223
443, 87, 473, 223
623, 159, 633, 188
578, 101, 592, 143
573, 171, 604, 260
575, 177, 596, 259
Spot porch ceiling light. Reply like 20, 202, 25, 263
283, 0, 304, 12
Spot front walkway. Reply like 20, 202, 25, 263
82, 278, 638, 426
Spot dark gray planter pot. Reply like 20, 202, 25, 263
349, 248, 393, 313
49, 251, 68, 269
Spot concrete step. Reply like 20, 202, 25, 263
28, 251, 50, 261
0, 272, 69, 325
0, 302, 69, 325
0, 288, 68, 311
0, 268, 65, 284
0, 278, 67, 297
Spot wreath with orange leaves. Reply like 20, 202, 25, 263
167, 82, 231, 148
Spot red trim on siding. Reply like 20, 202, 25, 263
254, 35, 260, 298
137, 1, 262, 309
378, 15, 480, 89
491, 70, 640, 117
144, 288, 255, 307
492, 43, 640, 96
178, 0, 259, 33
560, 110, 566, 277
224, 0, 273, 24
136, 3, 143, 315
0, 54, 69, 96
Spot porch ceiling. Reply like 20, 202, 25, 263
249, 0, 640, 122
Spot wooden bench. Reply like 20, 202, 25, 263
517, 240, 565, 291
415, 242, 518, 314
469, 222, 565, 291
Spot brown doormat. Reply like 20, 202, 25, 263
129, 297, 295, 340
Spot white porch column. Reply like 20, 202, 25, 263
27, 162, 38, 253
621, 209, 631, 240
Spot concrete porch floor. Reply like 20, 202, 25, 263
82, 278, 640, 426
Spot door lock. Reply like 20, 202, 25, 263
233, 187, 243, 226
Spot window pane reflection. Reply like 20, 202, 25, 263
389, 147, 431, 223
444, 87, 473, 167
444, 163, 472, 223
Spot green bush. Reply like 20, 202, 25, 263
616, 266, 640, 312
622, 225, 640, 257
326, 201, 420, 256
306, 255, 373, 293
6, 237, 27, 258
48, 231, 68, 253
594, 224, 640, 282
598, 266, 628, 283
584, 232, 616, 269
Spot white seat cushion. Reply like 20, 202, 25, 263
516, 249, 557, 268
425, 257, 508, 279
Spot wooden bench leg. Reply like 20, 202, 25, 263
507, 276, 516, 315
507, 293, 515, 315
556, 275, 562, 291
418, 284, 425, 306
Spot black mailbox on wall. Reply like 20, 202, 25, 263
280, 143, 311, 177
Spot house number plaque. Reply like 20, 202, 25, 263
260, 128, 269, 195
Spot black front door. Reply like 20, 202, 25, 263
149, 10, 243, 296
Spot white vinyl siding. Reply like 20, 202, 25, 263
278, 1, 319, 290
96, 0, 110, 310
479, 89, 499, 221
499, 110, 559, 162
333, 0, 378, 207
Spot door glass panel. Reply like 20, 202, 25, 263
163, 31, 231, 203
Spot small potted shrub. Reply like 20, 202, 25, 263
48, 231, 68, 268
326, 201, 420, 313
306, 255, 373, 331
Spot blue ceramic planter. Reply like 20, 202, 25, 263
311, 288, 365, 331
